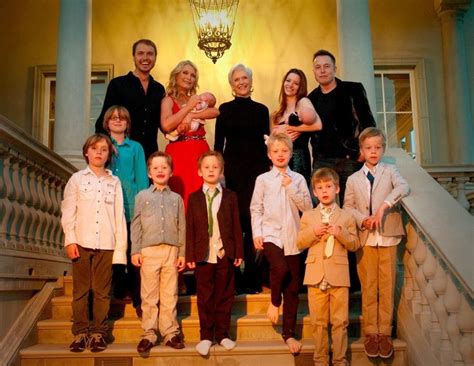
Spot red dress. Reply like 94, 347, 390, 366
165, 99, 210, 210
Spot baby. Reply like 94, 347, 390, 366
165, 92, 216, 142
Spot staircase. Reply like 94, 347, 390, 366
20, 276, 407, 366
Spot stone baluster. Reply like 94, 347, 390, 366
413, 238, 432, 334
454, 176, 470, 210
457, 297, 474, 364
422, 251, 442, 353
444, 278, 463, 365
432, 265, 451, 364
10, 158, 23, 247
18, 162, 31, 247
0, 154, 12, 246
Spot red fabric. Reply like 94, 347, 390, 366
165, 99, 209, 210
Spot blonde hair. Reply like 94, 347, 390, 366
103, 105, 131, 136
166, 60, 199, 98
359, 127, 387, 149
197, 150, 224, 170
311, 168, 340, 189
266, 132, 293, 153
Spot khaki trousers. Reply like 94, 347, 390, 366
140, 245, 180, 343
308, 286, 349, 366
356, 245, 397, 335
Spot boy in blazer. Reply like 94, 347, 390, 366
344, 127, 409, 359
186, 151, 243, 356
297, 168, 359, 366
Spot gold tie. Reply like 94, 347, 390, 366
321, 207, 334, 258
205, 189, 219, 237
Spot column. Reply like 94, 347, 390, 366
336, 0, 376, 113
435, 0, 474, 164
54, 0, 92, 168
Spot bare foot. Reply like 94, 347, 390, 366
266, 303, 279, 324
285, 337, 302, 354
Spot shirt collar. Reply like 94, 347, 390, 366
270, 165, 291, 177
83, 166, 112, 177
111, 136, 132, 147
150, 184, 170, 193
202, 182, 222, 195
318, 202, 337, 214
363, 164, 378, 175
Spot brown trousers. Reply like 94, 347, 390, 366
71, 245, 113, 336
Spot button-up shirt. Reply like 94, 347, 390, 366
110, 136, 148, 222
61, 167, 127, 264
250, 166, 313, 255
362, 164, 401, 247
131, 185, 185, 256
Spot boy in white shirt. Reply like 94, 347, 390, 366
61, 133, 127, 353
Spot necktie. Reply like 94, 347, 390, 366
367, 171, 375, 215
321, 207, 335, 258
205, 189, 219, 237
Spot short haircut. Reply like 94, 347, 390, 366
311, 167, 340, 188
132, 39, 157, 55
228, 63, 253, 84
197, 150, 224, 170
147, 151, 173, 172
266, 132, 293, 153
102, 105, 131, 136
359, 127, 387, 149
82, 133, 113, 165
313, 49, 336, 65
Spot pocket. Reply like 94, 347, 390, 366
79, 184, 94, 200
141, 201, 155, 217
305, 255, 316, 264
334, 255, 349, 265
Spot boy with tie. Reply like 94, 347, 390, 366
186, 151, 244, 356
344, 127, 409, 359
297, 168, 360, 366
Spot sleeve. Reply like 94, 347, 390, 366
177, 196, 186, 257
134, 143, 149, 192
352, 82, 376, 131
286, 175, 313, 212
384, 165, 410, 206
95, 79, 119, 134
130, 193, 143, 255
230, 192, 244, 259
296, 211, 319, 250
335, 214, 360, 252
260, 105, 271, 135
60, 174, 79, 246
249, 176, 264, 238
343, 175, 367, 229
185, 196, 196, 263
112, 179, 128, 264
214, 105, 225, 151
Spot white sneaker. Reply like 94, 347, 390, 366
196, 339, 212, 356
220, 338, 236, 350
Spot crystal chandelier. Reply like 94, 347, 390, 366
189, 0, 239, 63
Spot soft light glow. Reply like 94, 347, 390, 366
189, 0, 239, 63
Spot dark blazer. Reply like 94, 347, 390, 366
186, 187, 244, 263
308, 78, 376, 160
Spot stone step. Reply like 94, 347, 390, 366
37, 311, 362, 344
20, 339, 407, 366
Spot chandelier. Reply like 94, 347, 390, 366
189, 0, 239, 63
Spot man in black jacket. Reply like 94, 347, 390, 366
95, 39, 165, 159
308, 49, 376, 203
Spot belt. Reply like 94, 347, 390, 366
171, 135, 206, 143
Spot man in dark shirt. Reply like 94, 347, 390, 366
95, 39, 165, 159
308, 49, 376, 203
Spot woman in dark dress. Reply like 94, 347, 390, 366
271, 68, 322, 184
214, 64, 270, 294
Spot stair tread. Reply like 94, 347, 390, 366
21, 338, 407, 357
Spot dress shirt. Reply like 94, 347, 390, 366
131, 185, 185, 256
110, 136, 149, 222
203, 183, 224, 264
362, 164, 401, 247
61, 167, 127, 264
250, 166, 312, 255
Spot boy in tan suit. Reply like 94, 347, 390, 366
344, 127, 409, 359
297, 168, 359, 366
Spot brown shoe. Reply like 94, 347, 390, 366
378, 334, 394, 358
364, 333, 379, 358
166, 335, 185, 349
137, 339, 154, 353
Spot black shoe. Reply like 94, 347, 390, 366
166, 335, 185, 349
69, 333, 89, 352
89, 333, 107, 352
137, 339, 154, 353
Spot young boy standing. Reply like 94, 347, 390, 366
297, 168, 360, 365
344, 127, 409, 359
61, 134, 127, 353
250, 133, 312, 354
186, 151, 243, 356
131, 151, 186, 353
